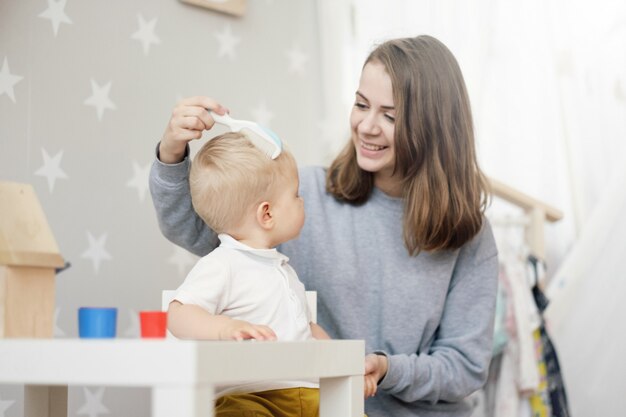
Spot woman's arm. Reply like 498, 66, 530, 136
149, 96, 228, 256
377, 224, 499, 403
149, 155, 218, 256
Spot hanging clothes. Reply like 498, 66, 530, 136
479, 221, 540, 417
528, 256, 571, 417
473, 219, 571, 417
493, 256, 541, 417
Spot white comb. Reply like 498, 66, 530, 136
210, 111, 282, 159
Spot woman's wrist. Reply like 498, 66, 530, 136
158, 140, 188, 164
374, 351, 389, 383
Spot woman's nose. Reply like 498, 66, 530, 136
358, 112, 381, 135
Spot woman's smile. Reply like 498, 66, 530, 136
359, 139, 389, 153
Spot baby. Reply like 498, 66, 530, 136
168, 131, 329, 416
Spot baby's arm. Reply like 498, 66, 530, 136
309, 322, 331, 340
168, 300, 277, 341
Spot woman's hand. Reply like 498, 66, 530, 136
364, 353, 388, 398
159, 96, 228, 164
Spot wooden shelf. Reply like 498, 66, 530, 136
487, 177, 563, 261
489, 178, 563, 222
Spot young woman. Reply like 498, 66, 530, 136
149, 35, 498, 417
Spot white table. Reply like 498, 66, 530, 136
0, 339, 364, 417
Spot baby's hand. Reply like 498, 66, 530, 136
220, 319, 277, 341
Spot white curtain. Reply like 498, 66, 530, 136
317, 0, 626, 414
545, 168, 626, 416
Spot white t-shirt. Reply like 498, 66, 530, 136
173, 233, 317, 396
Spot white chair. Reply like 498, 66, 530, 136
161, 290, 176, 311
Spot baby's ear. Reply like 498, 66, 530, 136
255, 201, 274, 230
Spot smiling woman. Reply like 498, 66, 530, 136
327, 36, 487, 255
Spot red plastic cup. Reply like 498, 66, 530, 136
139, 311, 168, 338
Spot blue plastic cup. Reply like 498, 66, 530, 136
78, 307, 117, 338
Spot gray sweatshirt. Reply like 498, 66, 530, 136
149, 157, 499, 417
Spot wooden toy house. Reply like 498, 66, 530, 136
0, 181, 64, 338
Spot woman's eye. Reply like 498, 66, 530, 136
355, 102, 367, 110
384, 114, 396, 122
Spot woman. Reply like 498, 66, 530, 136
149, 35, 498, 417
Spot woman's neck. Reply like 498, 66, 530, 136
374, 174, 403, 198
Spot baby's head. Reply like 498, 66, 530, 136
190, 132, 303, 243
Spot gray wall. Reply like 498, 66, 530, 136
0, 0, 326, 414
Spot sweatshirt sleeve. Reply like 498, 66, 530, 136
377, 221, 499, 403
148, 143, 219, 257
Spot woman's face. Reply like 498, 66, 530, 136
350, 61, 397, 189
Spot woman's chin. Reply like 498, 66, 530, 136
356, 156, 386, 174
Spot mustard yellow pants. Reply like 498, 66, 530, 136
215, 388, 319, 417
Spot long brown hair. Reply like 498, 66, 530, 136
327, 35, 489, 255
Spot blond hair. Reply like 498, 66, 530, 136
190, 132, 297, 233
327, 35, 489, 254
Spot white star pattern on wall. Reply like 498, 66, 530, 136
54, 307, 66, 337
77, 387, 109, 417
0, 396, 15, 417
251, 100, 274, 127
0, 57, 24, 103
215, 24, 241, 60
286, 43, 309, 75
131, 14, 161, 56
126, 161, 151, 202
123, 309, 140, 337
84, 79, 116, 121
168, 245, 198, 276
81, 232, 112, 274
38, 0, 73, 37
34, 148, 69, 193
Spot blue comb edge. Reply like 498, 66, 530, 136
260, 125, 282, 149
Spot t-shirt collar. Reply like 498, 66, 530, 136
218, 233, 289, 264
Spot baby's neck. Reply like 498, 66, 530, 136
235, 236, 273, 250
226, 230, 275, 250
